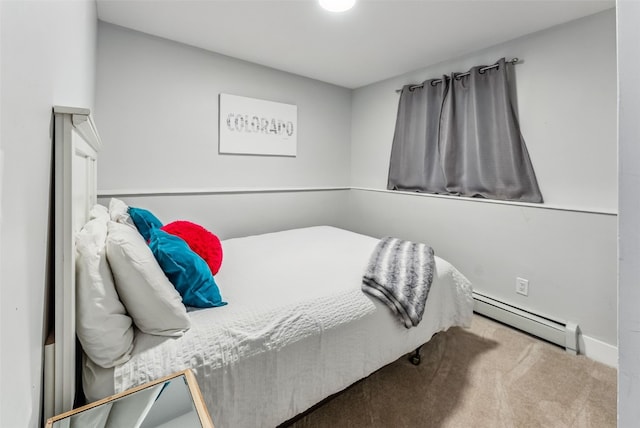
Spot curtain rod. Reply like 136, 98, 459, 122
395, 58, 520, 93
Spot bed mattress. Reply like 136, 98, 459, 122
83, 226, 473, 427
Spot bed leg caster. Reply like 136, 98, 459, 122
409, 346, 422, 366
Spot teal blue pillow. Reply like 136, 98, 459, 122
148, 228, 227, 308
129, 207, 163, 241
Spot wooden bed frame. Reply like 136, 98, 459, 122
45, 106, 102, 421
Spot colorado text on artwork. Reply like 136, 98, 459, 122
225, 113, 295, 136
219, 93, 297, 156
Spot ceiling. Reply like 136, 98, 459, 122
96, 0, 614, 89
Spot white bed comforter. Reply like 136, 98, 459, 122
86, 226, 473, 428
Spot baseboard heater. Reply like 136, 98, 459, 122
472, 292, 579, 355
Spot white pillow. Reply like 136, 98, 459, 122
106, 220, 190, 336
76, 207, 134, 368
108, 197, 135, 228
89, 203, 109, 221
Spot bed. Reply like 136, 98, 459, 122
48, 107, 474, 427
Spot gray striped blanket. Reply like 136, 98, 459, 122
362, 237, 435, 328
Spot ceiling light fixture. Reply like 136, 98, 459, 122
319, 0, 356, 13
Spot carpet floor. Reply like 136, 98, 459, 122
286, 314, 617, 428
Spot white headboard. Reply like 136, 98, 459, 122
48, 106, 102, 419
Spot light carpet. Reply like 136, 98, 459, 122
285, 314, 616, 428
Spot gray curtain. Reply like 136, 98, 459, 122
388, 78, 448, 192
388, 58, 543, 203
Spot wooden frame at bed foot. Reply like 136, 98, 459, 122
45, 369, 214, 428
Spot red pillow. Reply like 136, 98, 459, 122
161, 221, 223, 275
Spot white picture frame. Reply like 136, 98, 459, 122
219, 93, 297, 156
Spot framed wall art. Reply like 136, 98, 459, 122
219, 93, 297, 156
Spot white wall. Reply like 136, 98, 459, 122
349, 10, 618, 361
0, 1, 97, 426
351, 10, 616, 211
96, 22, 351, 192
617, 1, 640, 425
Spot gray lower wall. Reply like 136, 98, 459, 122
344, 189, 617, 350
98, 189, 351, 240
101, 187, 617, 353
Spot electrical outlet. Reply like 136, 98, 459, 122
516, 277, 529, 296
